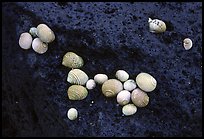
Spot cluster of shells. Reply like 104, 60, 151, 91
18, 24, 55, 54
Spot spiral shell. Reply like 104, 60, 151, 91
37, 24, 55, 43
148, 18, 166, 33
122, 104, 137, 116
19, 32, 33, 50
183, 38, 193, 50
117, 90, 131, 105
32, 38, 48, 54
115, 70, 129, 82
136, 72, 157, 92
123, 79, 137, 91
67, 108, 78, 120
67, 85, 88, 100
102, 79, 123, 97
86, 79, 96, 90
131, 88, 149, 107
67, 69, 89, 85
29, 27, 38, 37
62, 52, 84, 68
94, 74, 108, 84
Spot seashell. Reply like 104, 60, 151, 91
19, 32, 33, 50
148, 18, 166, 33
94, 74, 108, 84
115, 70, 129, 82
131, 88, 149, 107
67, 85, 88, 100
123, 79, 137, 91
29, 27, 38, 37
32, 38, 48, 54
102, 79, 123, 97
67, 69, 89, 85
122, 104, 137, 116
36, 24, 55, 43
86, 79, 96, 90
62, 52, 84, 69
136, 72, 157, 92
183, 38, 193, 50
67, 108, 78, 120
117, 90, 131, 105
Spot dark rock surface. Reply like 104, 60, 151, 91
2, 2, 202, 137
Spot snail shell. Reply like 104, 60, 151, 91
67, 69, 89, 85
67, 85, 88, 100
29, 27, 38, 37
19, 32, 33, 50
117, 90, 131, 106
94, 74, 108, 84
36, 24, 55, 43
122, 104, 137, 116
148, 18, 166, 33
131, 88, 149, 107
102, 79, 123, 97
67, 108, 78, 120
115, 70, 129, 82
62, 52, 84, 69
123, 79, 137, 91
183, 38, 193, 50
86, 79, 96, 90
136, 72, 157, 92
32, 38, 48, 54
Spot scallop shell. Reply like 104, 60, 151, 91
115, 70, 129, 82
117, 90, 131, 105
136, 72, 157, 92
148, 18, 166, 33
19, 32, 33, 50
29, 27, 38, 37
94, 74, 108, 84
67, 85, 88, 100
62, 52, 84, 69
102, 79, 123, 97
86, 79, 96, 90
183, 38, 193, 50
67, 108, 78, 120
37, 24, 55, 43
122, 104, 137, 116
67, 69, 89, 85
123, 79, 137, 91
131, 88, 149, 107
32, 38, 48, 54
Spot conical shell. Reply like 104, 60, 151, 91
148, 18, 166, 33
67, 69, 89, 85
62, 52, 84, 68
19, 32, 33, 50
136, 72, 157, 92
67, 85, 88, 100
117, 90, 131, 105
183, 38, 193, 50
32, 38, 48, 54
131, 88, 149, 107
122, 104, 137, 116
102, 79, 123, 97
115, 70, 129, 82
94, 74, 108, 84
123, 79, 137, 91
37, 24, 55, 43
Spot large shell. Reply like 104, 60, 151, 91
122, 104, 137, 116
86, 79, 96, 90
29, 27, 38, 37
102, 79, 123, 97
123, 79, 137, 91
148, 18, 166, 33
183, 38, 193, 50
62, 52, 84, 68
67, 69, 89, 85
37, 24, 55, 43
136, 72, 157, 92
131, 88, 149, 107
19, 32, 33, 50
94, 74, 108, 84
115, 70, 129, 82
117, 90, 131, 105
67, 85, 88, 100
32, 38, 48, 54
67, 108, 78, 120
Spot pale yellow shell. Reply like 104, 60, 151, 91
67, 108, 78, 120
101, 79, 123, 97
19, 32, 33, 50
148, 18, 166, 33
115, 70, 129, 82
94, 74, 108, 84
122, 104, 137, 116
123, 79, 137, 91
183, 38, 193, 50
131, 88, 149, 107
67, 69, 89, 85
86, 79, 96, 90
67, 85, 88, 100
32, 38, 48, 54
116, 90, 131, 105
62, 52, 84, 68
37, 24, 55, 43
136, 72, 157, 92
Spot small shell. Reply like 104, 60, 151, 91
62, 52, 84, 69
29, 27, 38, 37
86, 79, 96, 90
67, 69, 89, 85
122, 104, 137, 116
123, 79, 137, 91
148, 18, 166, 33
94, 74, 108, 84
32, 38, 48, 54
37, 24, 55, 43
117, 90, 131, 105
136, 72, 157, 92
115, 70, 129, 82
67, 108, 78, 120
131, 88, 149, 107
67, 85, 88, 100
183, 38, 193, 50
102, 79, 123, 97
19, 32, 33, 50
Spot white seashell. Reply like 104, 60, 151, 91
117, 90, 131, 105
86, 79, 96, 90
115, 70, 129, 82
37, 24, 55, 43
67, 69, 89, 85
67, 108, 78, 120
122, 104, 137, 116
148, 18, 166, 33
19, 32, 33, 50
123, 79, 137, 91
102, 79, 123, 97
32, 38, 48, 54
131, 88, 149, 107
94, 74, 108, 84
29, 27, 38, 37
183, 38, 193, 50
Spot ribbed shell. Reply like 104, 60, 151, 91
32, 38, 48, 54
67, 69, 89, 85
117, 90, 131, 105
131, 88, 149, 107
148, 18, 166, 33
62, 52, 84, 68
122, 104, 137, 116
37, 24, 55, 43
19, 32, 33, 50
67, 85, 88, 100
102, 79, 123, 97
94, 74, 108, 84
